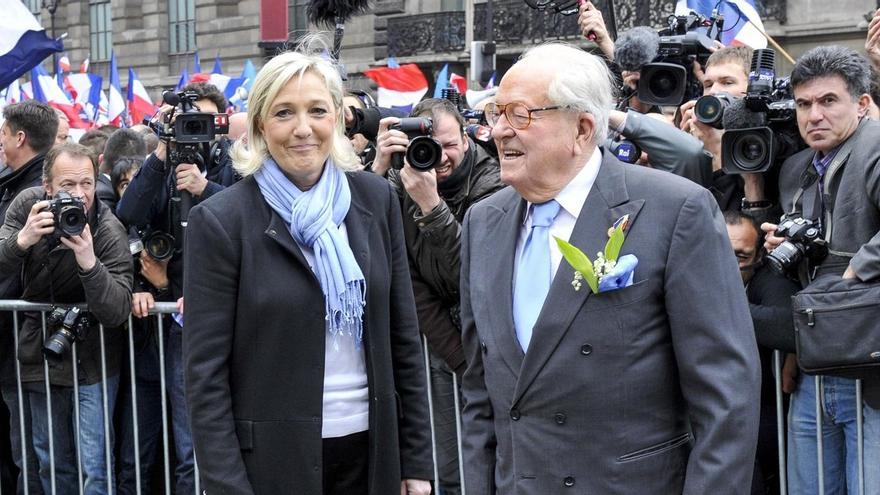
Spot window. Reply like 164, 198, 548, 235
288, 0, 309, 36
24, 0, 41, 22
169, 0, 196, 54
441, 0, 464, 10
89, 0, 112, 61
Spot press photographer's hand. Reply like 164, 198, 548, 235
176, 163, 208, 196
400, 161, 441, 214
150, 104, 176, 163
59, 223, 97, 271
374, 117, 408, 177
761, 222, 784, 252
16, 200, 54, 250
140, 251, 170, 290
578, 1, 614, 60
132, 292, 155, 319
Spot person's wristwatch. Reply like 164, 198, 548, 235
741, 198, 772, 209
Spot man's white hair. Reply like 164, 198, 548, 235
519, 42, 614, 144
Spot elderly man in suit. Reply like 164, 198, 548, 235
459, 42, 761, 494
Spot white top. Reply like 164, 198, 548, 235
297, 224, 370, 438
516, 147, 603, 278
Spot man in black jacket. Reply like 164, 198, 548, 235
0, 100, 58, 495
0, 143, 132, 494
375, 98, 504, 495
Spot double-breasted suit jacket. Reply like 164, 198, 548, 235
460, 151, 761, 494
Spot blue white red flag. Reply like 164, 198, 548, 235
127, 68, 156, 126
29, 65, 90, 129
676, 0, 767, 49
363, 60, 428, 113
108, 53, 126, 126
433, 64, 449, 99
66, 72, 104, 123
0, 1, 63, 91
212, 54, 222, 75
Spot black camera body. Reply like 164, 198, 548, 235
390, 118, 443, 171
130, 229, 176, 262
639, 32, 715, 107
43, 306, 90, 362
694, 92, 734, 129
767, 216, 828, 275
721, 49, 805, 174
149, 90, 230, 170
48, 191, 87, 238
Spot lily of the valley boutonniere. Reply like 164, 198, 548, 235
554, 215, 639, 294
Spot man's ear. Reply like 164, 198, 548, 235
574, 111, 597, 153
15, 129, 26, 148
42, 178, 52, 197
98, 153, 104, 167
858, 93, 872, 118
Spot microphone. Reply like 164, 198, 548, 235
721, 98, 767, 131
307, 0, 370, 27
613, 26, 660, 72
747, 48, 776, 97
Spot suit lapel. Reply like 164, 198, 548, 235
512, 155, 644, 406
482, 190, 528, 376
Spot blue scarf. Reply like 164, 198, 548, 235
255, 157, 365, 345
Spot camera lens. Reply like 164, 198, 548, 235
144, 232, 175, 261
43, 328, 75, 363
58, 205, 87, 237
406, 137, 442, 171
767, 241, 803, 275
649, 70, 678, 99
731, 132, 769, 172
695, 95, 727, 128
183, 120, 207, 136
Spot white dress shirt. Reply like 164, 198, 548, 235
515, 146, 603, 281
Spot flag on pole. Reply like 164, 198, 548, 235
193, 51, 202, 74
67, 72, 104, 123
80, 56, 90, 73
363, 58, 428, 113
432, 64, 449, 99
30, 65, 90, 129
227, 59, 256, 111
212, 54, 222, 75
449, 72, 468, 95
676, 0, 767, 48
175, 67, 190, 92
58, 55, 70, 73
108, 53, 126, 126
127, 68, 156, 126
0, 1, 64, 90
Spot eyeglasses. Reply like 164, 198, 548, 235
484, 102, 565, 129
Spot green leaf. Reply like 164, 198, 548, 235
554, 236, 599, 293
604, 224, 625, 262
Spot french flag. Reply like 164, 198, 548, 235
0, 1, 63, 91
29, 65, 90, 129
363, 58, 428, 113
127, 68, 156, 126
449, 72, 467, 95
676, 0, 767, 49
107, 53, 126, 126
67, 72, 104, 123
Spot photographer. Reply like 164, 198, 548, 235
375, 98, 503, 495
114, 82, 234, 494
0, 142, 132, 494
761, 46, 880, 494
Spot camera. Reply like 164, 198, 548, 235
148, 90, 230, 169
721, 49, 805, 174
767, 216, 828, 275
130, 229, 176, 261
43, 306, 90, 362
637, 12, 721, 106
694, 92, 734, 129
389, 118, 443, 171
47, 191, 87, 238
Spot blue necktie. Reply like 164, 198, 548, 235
513, 200, 561, 352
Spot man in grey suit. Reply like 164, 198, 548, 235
459, 42, 761, 494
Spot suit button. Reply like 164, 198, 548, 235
510, 409, 521, 421
564, 476, 575, 487
554, 412, 566, 425
481, 342, 488, 354
580, 344, 593, 355
268, 229, 277, 236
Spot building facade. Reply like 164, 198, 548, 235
26, 0, 879, 103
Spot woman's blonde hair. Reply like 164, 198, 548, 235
231, 36, 360, 176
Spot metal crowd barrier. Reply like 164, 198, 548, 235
1, 299, 866, 495
0, 300, 194, 495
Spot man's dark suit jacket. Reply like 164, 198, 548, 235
183, 171, 433, 494
460, 150, 761, 494
778, 118, 880, 407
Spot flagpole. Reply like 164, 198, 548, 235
744, 16, 795, 65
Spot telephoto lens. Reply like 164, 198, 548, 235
694, 93, 734, 129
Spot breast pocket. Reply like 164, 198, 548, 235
586, 279, 653, 312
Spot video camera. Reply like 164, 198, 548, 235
637, 12, 722, 106
43, 306, 90, 362
720, 48, 805, 174
47, 191, 87, 240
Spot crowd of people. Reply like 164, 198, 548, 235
0, 2, 880, 494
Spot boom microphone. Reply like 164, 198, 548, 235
613, 26, 660, 72
721, 98, 767, 131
